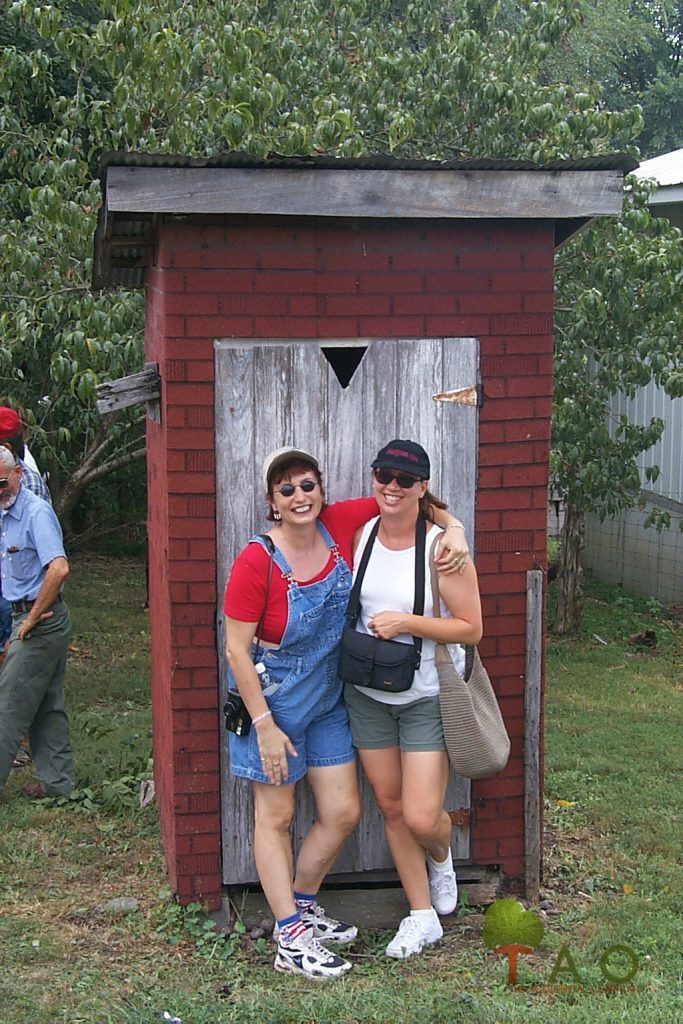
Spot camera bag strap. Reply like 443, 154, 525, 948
346, 514, 426, 668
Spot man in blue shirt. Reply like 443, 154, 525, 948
0, 407, 51, 656
0, 447, 73, 798
0, 406, 53, 770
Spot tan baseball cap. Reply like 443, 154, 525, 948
262, 447, 319, 491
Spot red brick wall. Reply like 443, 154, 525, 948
146, 214, 553, 907
145, 281, 177, 892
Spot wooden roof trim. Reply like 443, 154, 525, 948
105, 166, 625, 220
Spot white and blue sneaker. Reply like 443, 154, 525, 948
274, 927, 352, 980
273, 904, 358, 945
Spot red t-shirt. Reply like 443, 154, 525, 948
223, 497, 377, 644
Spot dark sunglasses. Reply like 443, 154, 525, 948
0, 478, 10, 488
374, 468, 423, 488
274, 479, 318, 498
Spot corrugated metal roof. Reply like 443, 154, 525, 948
100, 149, 639, 174
634, 147, 683, 187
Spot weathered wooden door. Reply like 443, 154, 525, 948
215, 337, 478, 885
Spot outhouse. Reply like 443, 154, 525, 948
94, 152, 634, 909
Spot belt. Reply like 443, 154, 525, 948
12, 593, 63, 613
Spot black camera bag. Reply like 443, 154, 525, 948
338, 516, 426, 693
224, 534, 275, 735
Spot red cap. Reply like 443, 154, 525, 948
0, 407, 21, 439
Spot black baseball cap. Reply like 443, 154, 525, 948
371, 439, 430, 479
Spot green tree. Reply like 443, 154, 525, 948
540, 0, 683, 156
532, 0, 683, 629
2, 0, 680, 606
622, 1, 683, 156
0, 1, 146, 531
2, 0, 636, 533
553, 180, 683, 633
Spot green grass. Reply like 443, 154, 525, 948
0, 556, 681, 1023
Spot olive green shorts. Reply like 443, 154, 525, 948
344, 683, 446, 752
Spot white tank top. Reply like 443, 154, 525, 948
351, 516, 465, 705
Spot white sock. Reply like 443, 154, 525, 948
410, 908, 437, 918
427, 850, 453, 872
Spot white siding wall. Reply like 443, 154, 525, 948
607, 384, 682, 503
584, 503, 683, 604
584, 383, 683, 604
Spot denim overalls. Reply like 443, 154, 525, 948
228, 522, 355, 785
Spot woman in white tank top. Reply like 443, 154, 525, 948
345, 439, 483, 961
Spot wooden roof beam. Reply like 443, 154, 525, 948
105, 167, 625, 221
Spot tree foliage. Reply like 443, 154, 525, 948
1, 0, 681, 626
540, 0, 683, 156
1, 0, 637, 533
554, 183, 683, 521
4, 0, 640, 160
553, 178, 683, 631
0, 1, 145, 528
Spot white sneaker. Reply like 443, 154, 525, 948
427, 851, 458, 915
275, 927, 352, 980
273, 904, 358, 945
385, 910, 443, 959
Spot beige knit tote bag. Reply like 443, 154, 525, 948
429, 538, 510, 779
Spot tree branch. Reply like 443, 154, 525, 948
54, 444, 147, 522
79, 445, 147, 486
81, 410, 145, 470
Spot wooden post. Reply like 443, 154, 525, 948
525, 569, 543, 903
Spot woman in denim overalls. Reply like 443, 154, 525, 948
224, 449, 362, 980
224, 447, 469, 980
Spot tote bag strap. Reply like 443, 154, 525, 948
428, 534, 467, 671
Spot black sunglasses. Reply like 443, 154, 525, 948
374, 468, 423, 488
274, 479, 318, 498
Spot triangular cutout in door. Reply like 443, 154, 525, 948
322, 345, 367, 388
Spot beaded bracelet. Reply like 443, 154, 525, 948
252, 710, 272, 726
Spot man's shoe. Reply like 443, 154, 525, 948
274, 904, 358, 945
385, 910, 443, 959
21, 781, 46, 799
274, 927, 352, 980
12, 748, 32, 769
427, 851, 458, 915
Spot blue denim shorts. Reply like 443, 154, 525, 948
228, 693, 355, 785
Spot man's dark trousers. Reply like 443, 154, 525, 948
0, 601, 73, 794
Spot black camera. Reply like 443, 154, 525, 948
223, 691, 251, 736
